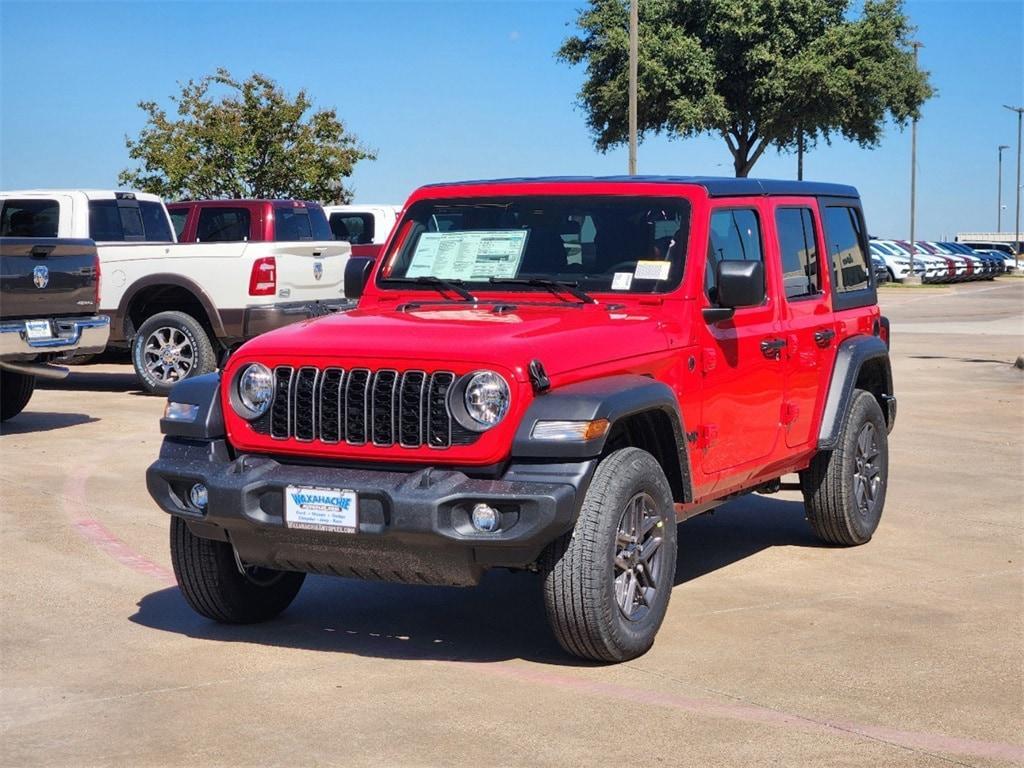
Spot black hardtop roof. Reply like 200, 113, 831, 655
422, 175, 859, 199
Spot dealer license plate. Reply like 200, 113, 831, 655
284, 485, 358, 533
25, 320, 53, 340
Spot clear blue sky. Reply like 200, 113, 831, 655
1, 0, 1021, 239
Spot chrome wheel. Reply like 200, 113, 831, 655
143, 326, 195, 383
853, 422, 882, 519
614, 492, 665, 622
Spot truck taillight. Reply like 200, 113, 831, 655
249, 257, 277, 296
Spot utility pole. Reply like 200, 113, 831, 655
628, 0, 638, 176
998, 144, 1009, 231
905, 42, 924, 284
1004, 105, 1023, 270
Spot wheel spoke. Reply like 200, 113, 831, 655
638, 535, 662, 564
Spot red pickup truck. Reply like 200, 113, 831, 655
149, 176, 895, 662
167, 199, 333, 243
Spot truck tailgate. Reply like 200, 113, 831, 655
259, 241, 349, 301
0, 238, 99, 320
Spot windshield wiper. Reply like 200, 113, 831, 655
488, 277, 596, 304
382, 276, 476, 302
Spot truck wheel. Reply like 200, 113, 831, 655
541, 447, 677, 662
800, 389, 888, 546
1, 370, 36, 422
170, 516, 305, 623
132, 311, 216, 396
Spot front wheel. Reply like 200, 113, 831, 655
170, 516, 305, 623
0, 370, 36, 422
132, 311, 216, 395
800, 389, 889, 545
541, 447, 678, 662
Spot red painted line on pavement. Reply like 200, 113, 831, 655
457, 663, 1024, 764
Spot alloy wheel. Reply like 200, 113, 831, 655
613, 492, 666, 622
853, 422, 882, 519
143, 327, 195, 384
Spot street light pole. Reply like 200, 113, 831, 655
628, 0, 638, 176
1004, 105, 1023, 270
998, 144, 1009, 232
905, 42, 924, 284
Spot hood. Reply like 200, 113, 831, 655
238, 301, 673, 379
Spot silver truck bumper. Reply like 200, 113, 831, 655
0, 315, 110, 359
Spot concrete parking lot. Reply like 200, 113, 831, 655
1, 281, 1021, 767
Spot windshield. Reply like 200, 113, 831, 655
382, 196, 692, 295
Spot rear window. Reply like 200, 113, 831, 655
88, 199, 172, 242
823, 206, 870, 293
197, 207, 251, 242
274, 204, 331, 242
330, 212, 375, 244
0, 199, 59, 237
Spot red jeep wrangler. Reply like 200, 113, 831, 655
147, 177, 895, 662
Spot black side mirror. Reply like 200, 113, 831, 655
703, 260, 765, 323
343, 256, 375, 300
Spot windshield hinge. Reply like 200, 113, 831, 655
528, 360, 550, 394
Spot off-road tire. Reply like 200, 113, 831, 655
132, 311, 216, 396
170, 516, 305, 623
541, 447, 677, 663
0, 370, 36, 422
800, 389, 888, 546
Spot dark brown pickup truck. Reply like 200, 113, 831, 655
0, 238, 110, 421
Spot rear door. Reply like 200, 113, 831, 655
768, 198, 837, 449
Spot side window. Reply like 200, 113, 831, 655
139, 201, 173, 241
706, 208, 763, 303
0, 199, 59, 237
168, 210, 189, 239
823, 206, 869, 293
775, 207, 820, 299
197, 208, 251, 242
330, 213, 374, 244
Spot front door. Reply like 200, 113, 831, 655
697, 203, 786, 476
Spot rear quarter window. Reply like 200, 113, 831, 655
0, 199, 59, 237
821, 200, 876, 310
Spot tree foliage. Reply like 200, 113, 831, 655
558, 0, 934, 176
119, 69, 375, 202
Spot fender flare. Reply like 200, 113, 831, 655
512, 374, 692, 502
818, 335, 893, 450
113, 273, 225, 342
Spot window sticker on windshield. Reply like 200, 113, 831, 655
611, 272, 633, 290
407, 230, 528, 281
634, 260, 671, 281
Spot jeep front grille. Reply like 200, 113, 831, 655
257, 366, 475, 449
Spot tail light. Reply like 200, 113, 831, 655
249, 256, 277, 296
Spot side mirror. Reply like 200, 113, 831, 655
703, 260, 765, 323
343, 256, 375, 300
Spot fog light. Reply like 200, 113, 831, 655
471, 503, 501, 533
189, 483, 208, 510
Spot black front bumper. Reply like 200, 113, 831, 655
147, 438, 593, 586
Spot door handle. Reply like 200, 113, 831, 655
814, 328, 836, 347
760, 338, 787, 357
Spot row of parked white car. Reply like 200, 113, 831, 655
869, 239, 1018, 283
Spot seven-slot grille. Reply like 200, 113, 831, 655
257, 366, 472, 449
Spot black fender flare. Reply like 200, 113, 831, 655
160, 372, 225, 439
512, 374, 692, 502
818, 335, 894, 450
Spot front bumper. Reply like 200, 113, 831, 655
242, 299, 353, 338
147, 438, 592, 586
0, 315, 109, 360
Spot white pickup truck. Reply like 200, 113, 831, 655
0, 190, 351, 393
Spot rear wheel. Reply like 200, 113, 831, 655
800, 389, 888, 545
170, 516, 305, 623
132, 311, 216, 395
541, 447, 677, 662
0, 370, 36, 422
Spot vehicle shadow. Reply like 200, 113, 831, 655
37, 369, 143, 394
0, 411, 99, 434
130, 495, 820, 665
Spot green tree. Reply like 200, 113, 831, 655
119, 69, 375, 202
558, 0, 933, 176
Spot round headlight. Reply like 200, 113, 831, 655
236, 363, 274, 418
463, 371, 510, 428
